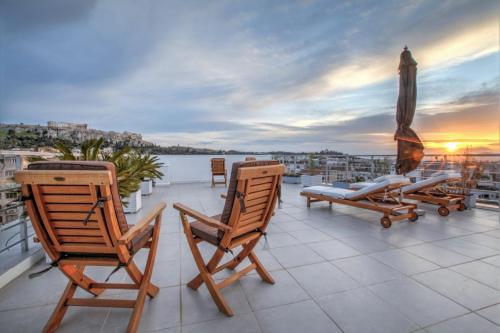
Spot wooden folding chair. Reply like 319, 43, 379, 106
174, 160, 284, 315
15, 161, 166, 333
211, 158, 227, 187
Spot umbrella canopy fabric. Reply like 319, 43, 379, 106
395, 47, 424, 174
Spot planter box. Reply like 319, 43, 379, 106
141, 179, 153, 195
124, 189, 142, 213
301, 174, 323, 187
283, 176, 301, 184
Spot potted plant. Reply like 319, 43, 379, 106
141, 178, 153, 195
54, 138, 164, 213
283, 173, 301, 184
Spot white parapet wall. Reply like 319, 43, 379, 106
0, 248, 44, 289
301, 174, 323, 187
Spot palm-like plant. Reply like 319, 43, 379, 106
54, 138, 164, 202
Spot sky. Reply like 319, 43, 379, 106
0, 0, 499, 154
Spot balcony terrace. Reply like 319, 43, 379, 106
0, 182, 499, 333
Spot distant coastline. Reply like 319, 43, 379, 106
0, 121, 344, 156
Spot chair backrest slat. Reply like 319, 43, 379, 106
222, 163, 284, 241
16, 168, 124, 256
211, 158, 226, 174
88, 184, 113, 247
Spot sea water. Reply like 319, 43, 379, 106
155, 154, 272, 184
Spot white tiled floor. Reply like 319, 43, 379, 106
0, 183, 499, 333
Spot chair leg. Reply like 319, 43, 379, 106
126, 261, 159, 298
187, 248, 225, 290
126, 218, 161, 332
179, 211, 234, 315
204, 274, 234, 316
225, 238, 259, 270
41, 219, 162, 333
60, 264, 104, 296
249, 251, 274, 284
220, 239, 274, 284
42, 281, 77, 333
184, 231, 233, 315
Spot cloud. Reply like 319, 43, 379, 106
0, 0, 97, 33
0, 0, 498, 152
143, 84, 499, 153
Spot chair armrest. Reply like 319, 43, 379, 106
173, 203, 232, 232
118, 202, 167, 245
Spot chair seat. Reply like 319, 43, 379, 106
190, 214, 222, 245
127, 224, 154, 254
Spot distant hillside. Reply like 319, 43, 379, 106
0, 122, 153, 150
0, 122, 345, 155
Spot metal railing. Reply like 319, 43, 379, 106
0, 184, 33, 255
273, 153, 500, 210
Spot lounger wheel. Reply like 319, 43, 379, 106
438, 206, 449, 216
409, 212, 418, 222
380, 217, 392, 228
458, 203, 466, 211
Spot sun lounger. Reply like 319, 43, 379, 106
301, 175, 417, 228
350, 171, 465, 216
402, 171, 465, 216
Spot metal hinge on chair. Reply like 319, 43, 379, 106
104, 263, 124, 282
83, 195, 112, 225
104, 257, 132, 282
277, 184, 283, 208
257, 228, 270, 250
236, 191, 246, 213
21, 195, 34, 202
218, 245, 235, 258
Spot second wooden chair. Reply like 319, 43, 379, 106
174, 160, 284, 315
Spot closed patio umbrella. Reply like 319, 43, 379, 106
395, 46, 424, 174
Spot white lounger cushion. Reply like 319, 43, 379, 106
349, 181, 374, 190
351, 172, 461, 193
304, 176, 410, 200
373, 174, 409, 183
430, 170, 461, 178
402, 171, 461, 193
302, 186, 354, 199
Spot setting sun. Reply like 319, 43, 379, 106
445, 142, 459, 152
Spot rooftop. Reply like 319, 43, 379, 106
0, 182, 499, 333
